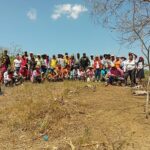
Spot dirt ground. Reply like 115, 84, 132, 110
0, 81, 150, 150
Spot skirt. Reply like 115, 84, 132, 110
136, 69, 145, 79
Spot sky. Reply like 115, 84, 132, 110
0, 0, 142, 57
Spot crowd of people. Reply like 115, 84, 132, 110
0, 50, 145, 87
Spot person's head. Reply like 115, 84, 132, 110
107, 54, 111, 59
30, 52, 33, 57
77, 53, 80, 59
121, 57, 126, 61
22, 55, 25, 59
116, 57, 119, 61
52, 55, 56, 59
35, 65, 40, 71
16, 54, 20, 60
111, 64, 116, 69
139, 57, 144, 62
37, 55, 41, 59
104, 54, 107, 59
83, 53, 86, 57
24, 51, 28, 56
66, 55, 69, 59
95, 56, 99, 60
4, 50, 8, 55
129, 53, 133, 60
57, 64, 61, 69
90, 55, 94, 60
100, 55, 103, 60
89, 66, 93, 70
111, 55, 115, 61
65, 53, 68, 56
71, 55, 74, 59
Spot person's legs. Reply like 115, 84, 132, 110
131, 69, 136, 87
97, 69, 100, 81
124, 71, 129, 86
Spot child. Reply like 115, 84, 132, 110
86, 66, 95, 82
78, 67, 86, 81
3, 69, 14, 86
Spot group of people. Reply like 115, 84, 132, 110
0, 50, 145, 87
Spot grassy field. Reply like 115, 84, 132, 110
0, 81, 150, 150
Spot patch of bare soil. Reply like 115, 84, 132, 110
0, 81, 149, 150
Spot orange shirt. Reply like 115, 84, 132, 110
115, 60, 121, 68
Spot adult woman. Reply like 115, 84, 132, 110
124, 53, 136, 87
136, 57, 145, 83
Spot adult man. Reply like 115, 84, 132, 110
80, 53, 90, 70
1, 50, 11, 72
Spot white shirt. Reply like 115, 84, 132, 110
14, 59, 21, 68
137, 62, 144, 69
125, 59, 136, 71
3, 71, 11, 83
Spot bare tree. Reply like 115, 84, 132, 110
86, 0, 150, 118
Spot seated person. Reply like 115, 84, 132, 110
78, 67, 86, 81
31, 66, 42, 83
63, 65, 70, 79
19, 66, 28, 80
86, 66, 95, 82
13, 69, 23, 85
3, 69, 14, 86
47, 69, 58, 82
55, 65, 63, 81
106, 65, 124, 86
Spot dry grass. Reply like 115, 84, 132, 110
0, 81, 150, 149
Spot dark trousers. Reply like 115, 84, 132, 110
124, 69, 136, 86
95, 69, 101, 81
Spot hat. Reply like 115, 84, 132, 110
111, 63, 115, 67
88, 66, 93, 69
121, 56, 126, 59
35, 65, 40, 69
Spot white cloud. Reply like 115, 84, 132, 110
27, 8, 37, 21
51, 4, 88, 20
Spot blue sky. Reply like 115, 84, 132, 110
0, 0, 142, 57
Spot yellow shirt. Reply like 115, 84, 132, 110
50, 59, 57, 68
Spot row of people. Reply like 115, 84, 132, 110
0, 50, 145, 87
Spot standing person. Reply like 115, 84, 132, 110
75, 53, 80, 68
1, 50, 11, 74
114, 56, 121, 69
90, 55, 94, 67
28, 53, 36, 78
24, 51, 28, 62
41, 54, 47, 74
124, 53, 136, 87
35, 54, 42, 67
58, 54, 65, 68
70, 55, 76, 69
94, 56, 102, 82
13, 54, 22, 72
80, 53, 90, 71
64, 55, 70, 67
50, 55, 58, 70
136, 57, 145, 83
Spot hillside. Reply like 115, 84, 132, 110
0, 81, 150, 150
